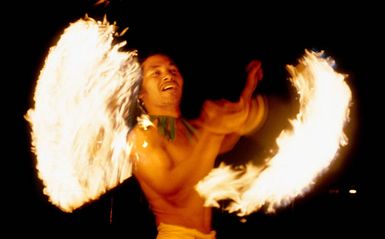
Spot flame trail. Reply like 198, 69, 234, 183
25, 17, 141, 212
25, 15, 352, 216
196, 50, 352, 216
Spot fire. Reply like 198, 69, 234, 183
25, 15, 352, 216
25, 17, 141, 212
196, 50, 352, 216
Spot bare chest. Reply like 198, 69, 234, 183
158, 122, 198, 164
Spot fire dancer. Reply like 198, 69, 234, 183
127, 53, 267, 238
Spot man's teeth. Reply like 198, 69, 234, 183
162, 84, 175, 91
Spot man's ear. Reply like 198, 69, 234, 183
137, 94, 148, 114
138, 93, 146, 107
138, 91, 144, 100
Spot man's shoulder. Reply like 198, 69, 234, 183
128, 124, 159, 146
128, 125, 145, 140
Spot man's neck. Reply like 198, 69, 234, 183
146, 114, 196, 142
147, 107, 181, 118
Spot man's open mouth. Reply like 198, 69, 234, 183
161, 82, 178, 91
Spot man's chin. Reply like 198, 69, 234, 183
161, 90, 180, 98
161, 98, 181, 106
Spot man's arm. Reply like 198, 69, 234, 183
238, 95, 268, 135
218, 60, 267, 153
218, 95, 268, 154
129, 127, 224, 196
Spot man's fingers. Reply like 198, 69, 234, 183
241, 60, 263, 100
246, 60, 262, 73
248, 60, 263, 83
204, 98, 246, 116
241, 75, 257, 100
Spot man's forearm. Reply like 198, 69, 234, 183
239, 95, 268, 135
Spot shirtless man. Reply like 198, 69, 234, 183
128, 54, 267, 239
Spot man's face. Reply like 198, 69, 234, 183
140, 54, 184, 110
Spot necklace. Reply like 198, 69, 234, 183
149, 115, 196, 142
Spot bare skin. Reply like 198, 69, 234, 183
128, 54, 267, 235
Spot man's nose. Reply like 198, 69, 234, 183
162, 73, 172, 81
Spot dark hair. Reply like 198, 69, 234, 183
125, 85, 142, 131
137, 47, 182, 65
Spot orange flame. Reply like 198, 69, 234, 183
196, 50, 352, 216
25, 17, 141, 212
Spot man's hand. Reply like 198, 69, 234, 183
241, 60, 263, 101
199, 97, 249, 134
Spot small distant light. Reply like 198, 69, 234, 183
348, 189, 357, 194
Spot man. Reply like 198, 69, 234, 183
127, 53, 267, 238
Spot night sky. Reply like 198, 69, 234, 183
10, 0, 379, 237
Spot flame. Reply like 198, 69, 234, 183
196, 50, 352, 216
137, 114, 154, 130
25, 17, 141, 212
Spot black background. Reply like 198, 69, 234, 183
9, 0, 380, 237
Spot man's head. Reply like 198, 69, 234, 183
139, 54, 184, 117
